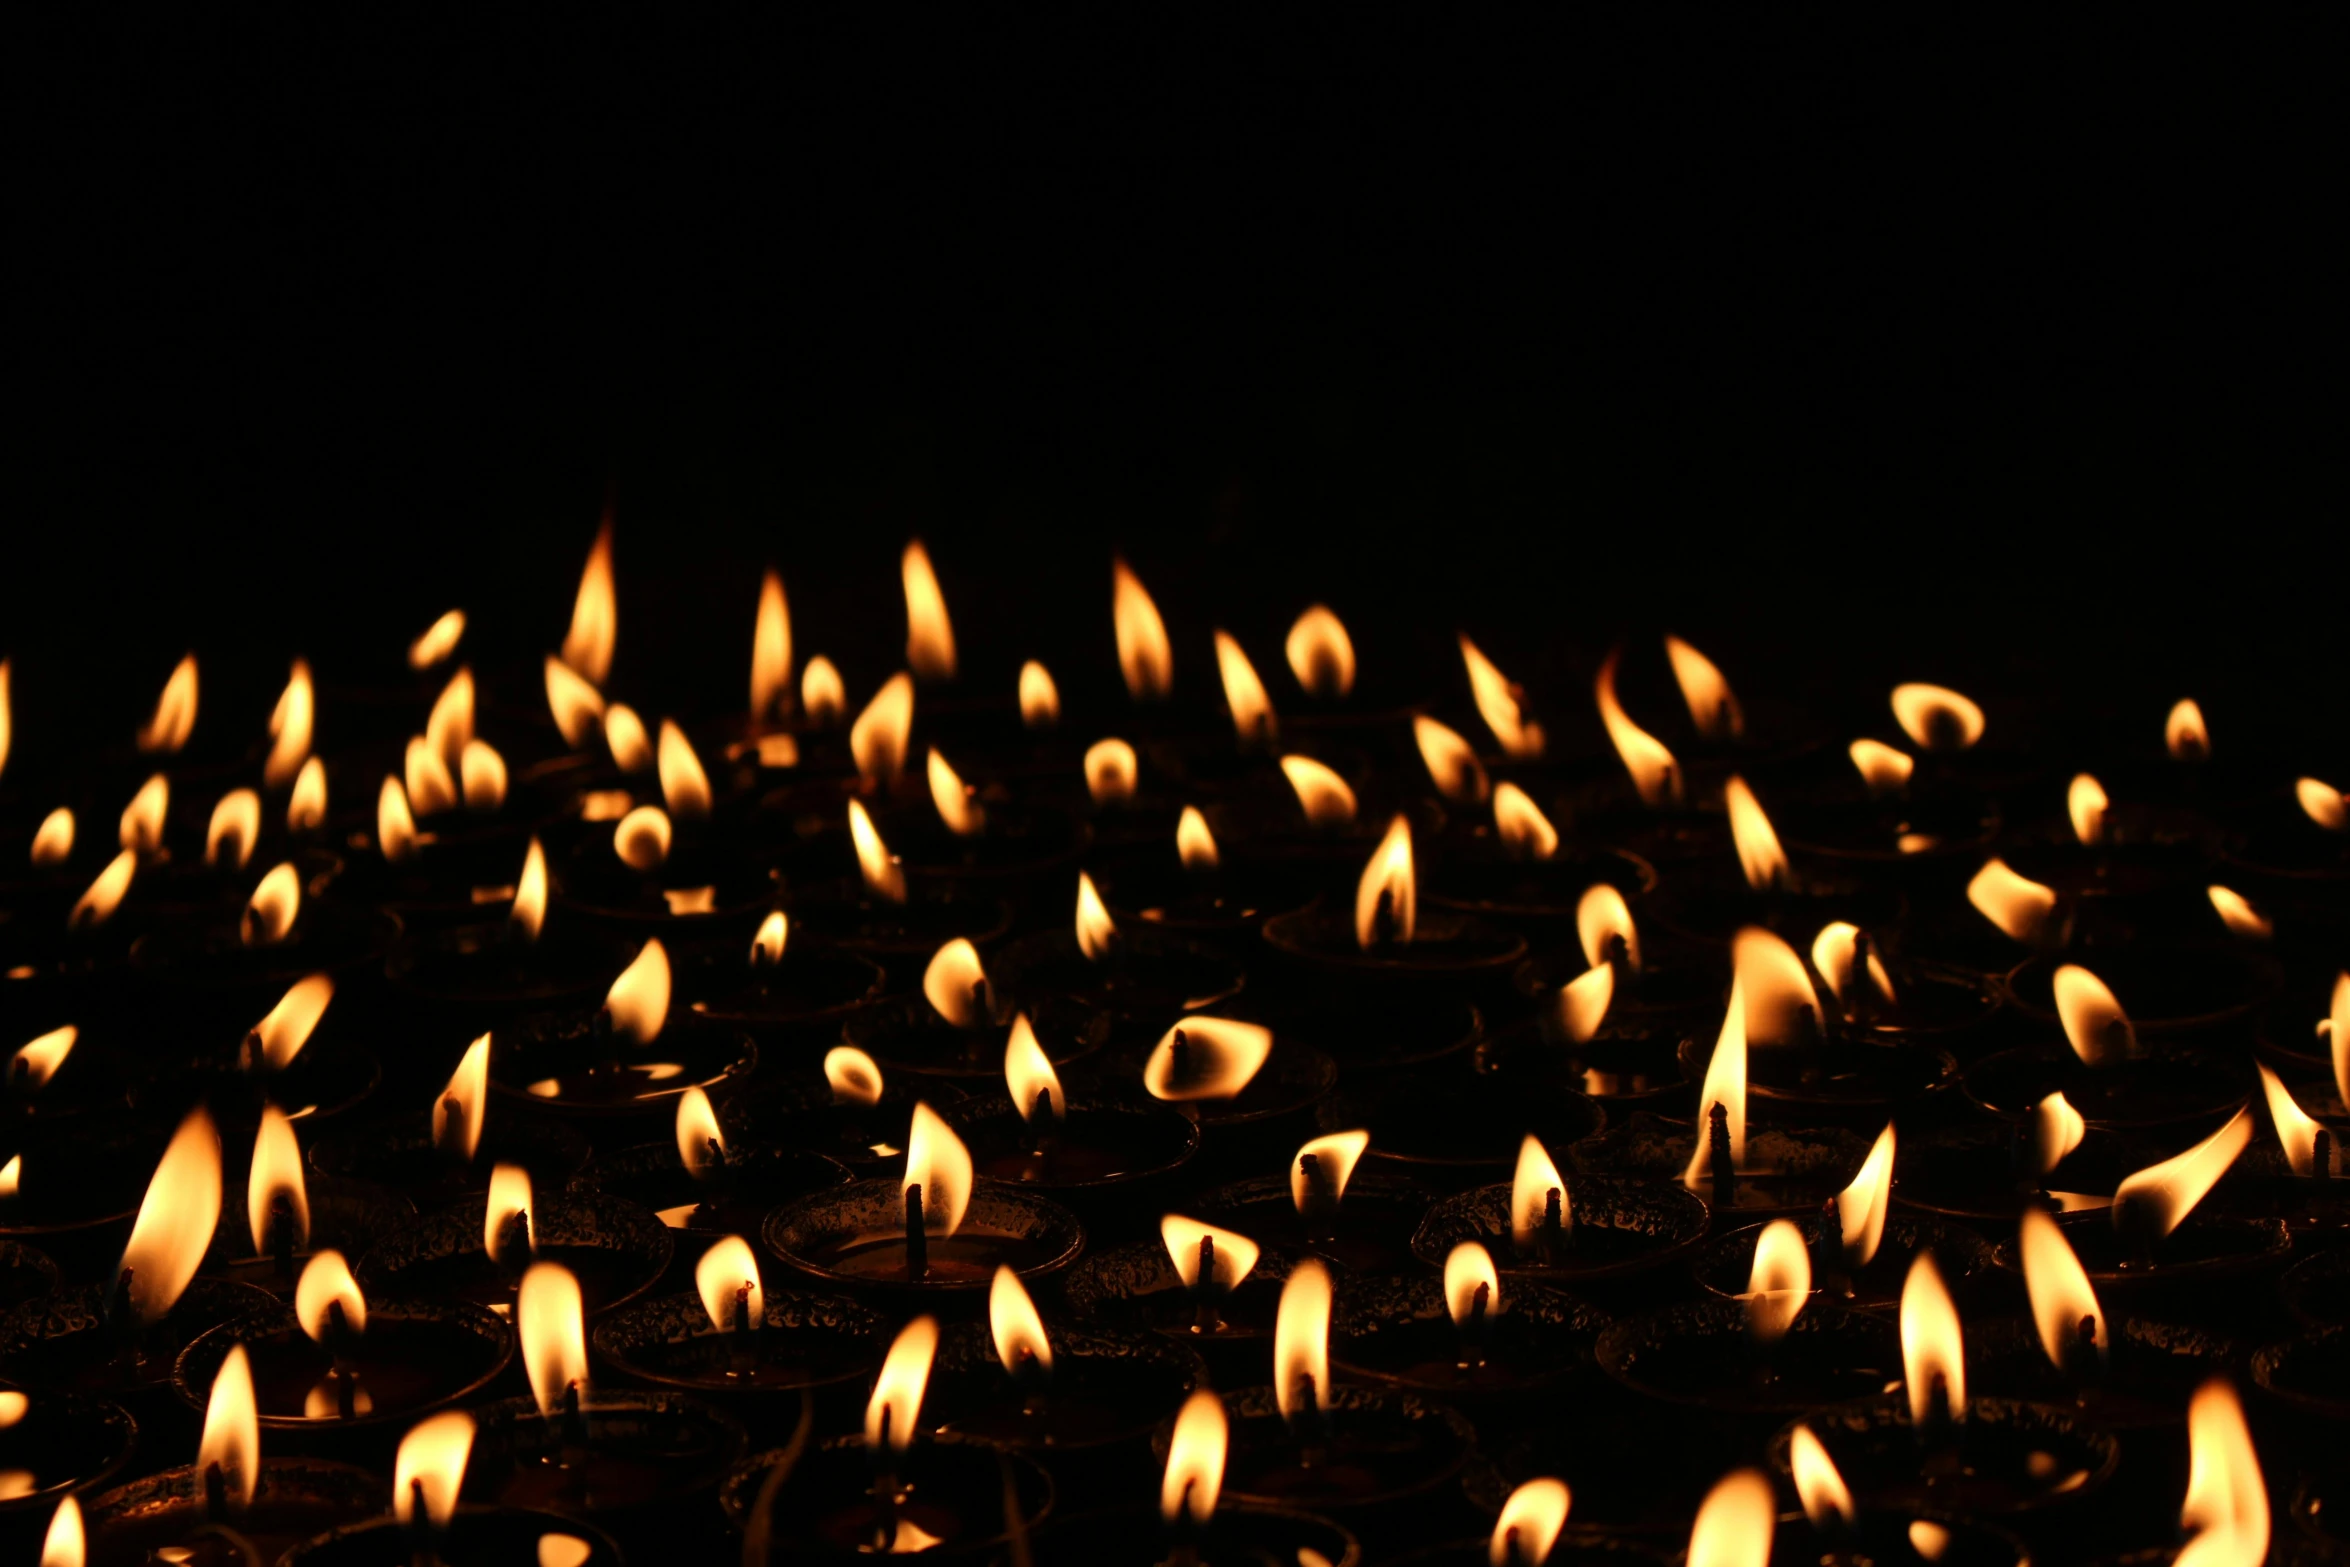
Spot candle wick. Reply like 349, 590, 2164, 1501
2314, 1129, 2334, 1183
1460, 1280, 1491, 1373
1192, 1235, 1220, 1334
1707, 1101, 1738, 1206
203, 1458, 228, 1522
904, 1182, 928, 1280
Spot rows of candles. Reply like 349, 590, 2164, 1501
0, 518, 2344, 1565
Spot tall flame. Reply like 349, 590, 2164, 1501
1899, 1250, 1966, 1426
1577, 884, 1641, 971
197, 1342, 260, 1513
1286, 606, 1355, 698
209, 789, 258, 870
1553, 962, 1615, 1044
117, 1107, 223, 1323
1664, 636, 1743, 740
1112, 558, 1173, 701
676, 1085, 727, 1179
68, 848, 137, 929
614, 804, 672, 870
1085, 739, 1139, 806
2031, 1092, 2087, 1179
561, 517, 617, 686
138, 654, 199, 754
1004, 1013, 1066, 1125
1354, 813, 1416, 950
31, 807, 74, 866
1459, 634, 1544, 757
543, 656, 606, 750
922, 938, 991, 1028
750, 911, 788, 967
2055, 965, 2134, 1066
242, 862, 301, 946
1890, 684, 1984, 752
2176, 1380, 2268, 1567
377, 776, 421, 864
904, 1102, 973, 1237
1811, 922, 1895, 1010
695, 1236, 764, 1336
2330, 971, 2350, 1108
1292, 1130, 1370, 1217
1177, 805, 1219, 871
1445, 1242, 1501, 1328
510, 836, 547, 941
1723, 776, 1789, 892
989, 1265, 1052, 1377
421, 668, 475, 778
38, 1495, 81, 1567
485, 1162, 535, 1265
1144, 1017, 1273, 1101
1272, 1257, 1334, 1423
1160, 1214, 1260, 1291
866, 1316, 940, 1455
2018, 1208, 2105, 1373
1746, 1219, 1812, 1343
1160, 1387, 1227, 1526
461, 741, 507, 812
295, 1250, 367, 1342
1017, 661, 1059, 729
436, 1035, 492, 1162
1278, 754, 1356, 828
1595, 648, 1679, 806
1510, 1135, 1568, 1253
1492, 783, 1557, 861
264, 660, 315, 788
11, 1026, 76, 1091
603, 705, 655, 775
1414, 716, 1489, 803
518, 1261, 588, 1414
2205, 886, 2271, 941
1968, 859, 2058, 944
1214, 631, 1278, 747
2255, 1064, 2341, 1178
247, 1104, 312, 1255
1684, 980, 1748, 1185
851, 674, 916, 788
826, 1046, 884, 1106
409, 610, 466, 670
847, 798, 906, 903
1074, 871, 1117, 960
901, 541, 958, 680
801, 657, 846, 727
926, 748, 985, 837
2166, 700, 2211, 761
120, 773, 168, 855
1685, 1469, 1775, 1567
1848, 738, 1914, 797
2296, 777, 2347, 832
1789, 1426, 1855, 1532
1733, 926, 1821, 1046
287, 758, 327, 832
393, 1410, 475, 1527
2068, 774, 2109, 847
750, 570, 793, 723
1837, 1124, 1896, 1267
603, 939, 672, 1045
658, 721, 711, 821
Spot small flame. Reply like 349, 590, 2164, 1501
851, 674, 916, 788
1017, 661, 1059, 729
409, 610, 466, 670
2031, 1092, 2088, 1179
68, 848, 137, 929
1968, 859, 2058, 944
247, 1104, 311, 1255
848, 798, 907, 903
746, 913, 788, 968
2177, 1379, 2268, 1567
295, 1250, 367, 1342
11, 1026, 76, 1091
1789, 1426, 1855, 1532
1113, 558, 1173, 701
1161, 1387, 1227, 1526
1900, 1250, 1967, 1426
1273, 1257, 1334, 1423
1595, 648, 1679, 806
31, 807, 74, 866
287, 758, 327, 832
927, 748, 985, 837
904, 1101, 973, 1237
1684, 980, 1749, 1185
750, 570, 793, 723
1291, 1130, 1370, 1217
1085, 739, 1139, 806
677, 1085, 727, 1179
561, 517, 617, 686
1849, 738, 1915, 797
1746, 1219, 1812, 1343
1144, 1017, 1273, 1102
602, 705, 654, 775
264, 660, 315, 788
1492, 783, 1557, 861
989, 1265, 1052, 1377
197, 1342, 260, 1513
1354, 814, 1416, 951
436, 1035, 491, 1162
519, 1261, 588, 1414
458, 739, 507, 813
2166, 700, 2211, 761
406, 735, 460, 816
1734, 927, 1823, 1046
866, 1316, 940, 1455
1074, 871, 1118, 961
1577, 884, 1640, 972
2019, 1207, 2106, 1373
2055, 965, 2134, 1066
694, 1236, 764, 1335
543, 656, 606, 750
2296, 777, 2347, 832
508, 837, 547, 941
1812, 922, 1896, 1009
1553, 962, 1615, 1045
1459, 634, 1544, 758
1004, 1014, 1066, 1124
117, 1107, 223, 1323
826, 1046, 884, 1106
377, 776, 421, 864
2256, 1064, 2341, 1178
1665, 636, 1744, 740
485, 1162, 535, 1265
39, 1495, 81, 1567
120, 773, 169, 855
1484, 1482, 1574, 1567
2067, 774, 2109, 847
1510, 1135, 1568, 1253
1686, 1469, 1775, 1567
899, 541, 958, 680
1162, 1213, 1260, 1291
138, 654, 199, 754
1280, 755, 1357, 827
613, 804, 673, 870
1176, 805, 1219, 870
1444, 1241, 1502, 1329
603, 939, 672, 1045
801, 657, 846, 727
393, 1410, 475, 1527
1414, 716, 1489, 803
922, 938, 992, 1028
1723, 776, 1790, 892
1837, 1124, 1896, 1267
655, 721, 711, 822
1286, 606, 1355, 698
1214, 631, 1279, 747
242, 862, 301, 946
0, 1154, 17, 1199
2203, 886, 2269, 941
1891, 684, 1984, 752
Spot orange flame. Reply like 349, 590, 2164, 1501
138, 654, 199, 754
503, 836, 546, 942
1292, 1130, 1370, 1217
1414, 716, 1489, 804
436, 1035, 491, 1162
393, 1410, 475, 1527
989, 1265, 1052, 1377
2329, 971, 2350, 1108
296, 1250, 367, 1342
1684, 980, 1749, 1186
2018, 1208, 2105, 1373
1848, 738, 1914, 797
866, 1315, 940, 1455
1354, 814, 1416, 951
205, 790, 259, 871
1281, 755, 1357, 827
2067, 774, 2109, 847
1595, 648, 1679, 806
904, 1101, 973, 1237
1723, 776, 1789, 892
242, 862, 301, 946
922, 938, 992, 1028
1176, 805, 1219, 871
927, 748, 985, 837
1890, 683, 1984, 752
2295, 777, 2346, 832
117, 1107, 223, 1323
0, 1154, 17, 1200
1286, 606, 1355, 699
1160, 1387, 1227, 1526
1811, 922, 1896, 1010
676, 1085, 727, 1179
826, 1046, 885, 1106
1577, 884, 1640, 972
2177, 1379, 2268, 1567
1733, 927, 1821, 1046
801, 656, 846, 727
543, 656, 606, 750
1789, 1425, 1854, 1532
613, 805, 672, 871
1113, 558, 1173, 701
1004, 1013, 1066, 1125
2054, 965, 2134, 1066
459, 739, 507, 813
1161, 1214, 1260, 1291
751, 570, 793, 723
120, 773, 168, 855
31, 806, 74, 866
485, 1162, 535, 1265
0, 660, 9, 782
851, 674, 916, 789
247, 1104, 311, 1255
1444, 1241, 1501, 1328
1900, 1250, 1966, 1426
1459, 634, 1544, 758
561, 518, 617, 686
2205, 886, 2270, 941
694, 1236, 764, 1336
1273, 1256, 1334, 1423
409, 610, 466, 670
377, 776, 421, 864
1665, 636, 1743, 741
2166, 700, 2211, 761
1686, 1469, 1775, 1567
420, 669, 472, 779
1746, 1219, 1812, 1343
68, 848, 137, 929
1017, 661, 1059, 730
847, 799, 906, 903
602, 705, 654, 775
1075, 871, 1118, 961
38, 1494, 81, 1567
1144, 1016, 1273, 1101
901, 541, 958, 680
1492, 783, 1558, 861
406, 735, 460, 816
1490, 1478, 1572, 1567
287, 758, 327, 832
1968, 858, 2058, 945
197, 1342, 260, 1513
656, 721, 711, 822
264, 660, 315, 788
11, 1026, 76, 1091
518, 1261, 588, 1414
1214, 631, 1279, 747
2030, 1092, 2087, 1180
1511, 1135, 1568, 1253
2255, 1064, 2341, 1178
1085, 739, 1140, 806
1553, 962, 1615, 1045
1837, 1124, 1896, 1267
603, 939, 671, 1044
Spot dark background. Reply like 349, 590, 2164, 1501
7, 14, 2339, 769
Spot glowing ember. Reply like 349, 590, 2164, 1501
1413, 716, 1488, 803
1286, 605, 1355, 698
1595, 648, 1679, 806
1113, 558, 1174, 701
1890, 683, 1983, 752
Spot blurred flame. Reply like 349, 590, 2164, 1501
695, 1235, 764, 1335
1113, 558, 1173, 701
287, 758, 327, 832
1414, 716, 1489, 804
39, 1495, 81, 1567
543, 656, 606, 750
506, 836, 547, 941
68, 848, 136, 929
1161, 1387, 1227, 1526
901, 541, 958, 680
1837, 1124, 1896, 1267
1595, 648, 1679, 806
1460, 634, 1544, 758
0, 661, 8, 782
264, 660, 315, 788
1075, 871, 1118, 960
437, 1035, 491, 1162
927, 748, 985, 837
1968, 859, 2058, 945
1686, 1469, 1775, 1567
603, 939, 671, 1044
676, 1085, 727, 1179
460, 739, 507, 813
848, 798, 906, 903
2031, 1092, 2088, 1179
905, 1101, 973, 1236
117, 1107, 223, 1323
2019, 1207, 2105, 1373
1177, 805, 1219, 871
749, 911, 788, 967
1492, 783, 1557, 861
1281, 755, 1357, 827
603, 705, 654, 775
242, 861, 301, 946
2177, 1379, 2268, 1567
2205, 886, 2270, 941
2331, 971, 2350, 1107
410, 610, 466, 670
11, 1026, 75, 1091
426, 670, 475, 769
1900, 1251, 1966, 1426
1291, 1130, 1370, 1217
1286, 606, 1355, 699
1734, 927, 1821, 1046
247, 1104, 311, 1255
1554, 962, 1615, 1045
826, 1045, 884, 1106
1746, 1219, 1812, 1343
1161, 1213, 1260, 1291
2256, 1063, 2341, 1177
851, 674, 916, 788
1487, 1482, 1574, 1567
1354, 814, 1415, 951
296, 1250, 367, 1342
1812, 922, 1895, 1009
1723, 776, 1789, 892
1510, 1135, 1568, 1253
2055, 965, 2134, 1066
1849, 738, 1914, 797
751, 570, 793, 723
2067, 774, 2109, 847
1684, 980, 1749, 1185
0, 1154, 17, 1199
866, 1316, 940, 1455
1664, 636, 1743, 740
1273, 1257, 1334, 1423
210, 792, 266, 871
562, 518, 617, 686
922, 938, 991, 1027
658, 722, 711, 821
31, 807, 74, 866
406, 735, 460, 816
519, 1261, 588, 1414
2166, 700, 2211, 761
1004, 1013, 1066, 1124
1891, 684, 1984, 752
1577, 884, 1640, 972
377, 776, 421, 864
1017, 661, 1059, 730
801, 657, 846, 727
1445, 1242, 1501, 1327
138, 654, 199, 754
485, 1162, 535, 1265
613, 804, 672, 870
1215, 631, 1279, 747
393, 1409, 475, 1527
120, 773, 168, 855
2296, 777, 2346, 832
989, 1265, 1052, 1377
1085, 739, 1139, 806
1789, 1426, 1854, 1531
197, 1342, 259, 1512
1144, 1017, 1273, 1101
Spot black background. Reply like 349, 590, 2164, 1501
8, 14, 2339, 769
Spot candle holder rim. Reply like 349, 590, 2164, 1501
125, 902, 403, 987
1998, 947, 2284, 1033
1674, 1030, 1960, 1108
1261, 899, 1529, 975
1988, 1207, 2292, 1288
1692, 1213, 1997, 1302
468, 1384, 752, 1478
1320, 1069, 1609, 1173
716, 1428, 1056, 1541
305, 1102, 594, 1190
1595, 1298, 1903, 1414
277, 1502, 627, 1566
1059, 1234, 1305, 1336
1763, 1392, 2123, 1512
167, 1295, 516, 1430
1147, 1382, 1477, 1509
1039, 1499, 1364, 1567
1422, 844, 1661, 923
1409, 1173, 1711, 1281
484, 1014, 759, 1117
81, 1453, 391, 1536
2281, 1245, 2350, 1331
0, 1377, 137, 1516
1960, 1042, 2254, 1133
1382, 1527, 1673, 1567
569, 1134, 856, 1201
0, 1236, 63, 1300
2, 1275, 280, 1374
842, 989, 1115, 1080
2250, 1324, 2350, 1422
354, 1189, 674, 1314
939, 1092, 1203, 1188
588, 1282, 893, 1395
760, 1177, 1087, 1293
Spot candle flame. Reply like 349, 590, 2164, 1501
1487, 1480, 1573, 1567
0, 1155, 17, 1199
801, 656, 846, 727
2205, 886, 2271, 941
676, 1085, 727, 1179
924, 747, 985, 838
197, 1342, 259, 1513
519, 1261, 588, 1415
1723, 775, 1789, 892
118, 1107, 223, 1323
11, 1026, 76, 1091
1460, 634, 1544, 758
1553, 962, 1615, 1045
1160, 1387, 1227, 1526
2166, 699, 2211, 761
1684, 979, 1749, 1186
654, 721, 711, 821
1576, 884, 1640, 971
456, 739, 506, 812
2296, 777, 2347, 832
247, 1104, 311, 1255
847, 798, 906, 903
38, 1495, 81, 1567
1734, 927, 1821, 1046
68, 848, 137, 929
2255, 1063, 2341, 1177
1273, 1256, 1333, 1423
1214, 631, 1278, 747
1085, 739, 1139, 806
1665, 635, 1743, 741
1746, 1219, 1812, 1343
1789, 1426, 1854, 1531
410, 610, 466, 670
1837, 1124, 1896, 1267
2054, 964, 2134, 1066
436, 1035, 491, 1162
500, 836, 546, 942
1161, 1213, 1259, 1291
613, 804, 672, 870
750, 911, 788, 967
1686, 1469, 1775, 1567
1848, 738, 1914, 797
377, 776, 421, 864
287, 758, 327, 832
1074, 871, 1118, 961
1413, 716, 1488, 804
1291, 1130, 1370, 1217
406, 734, 460, 816
989, 1265, 1052, 1377
485, 1162, 535, 1265
851, 674, 916, 788
694, 1236, 764, 1335
1286, 606, 1355, 698
0, 661, 8, 782
1967, 858, 2058, 945
603, 939, 671, 1044
544, 656, 606, 750
904, 1101, 973, 1237
1004, 1013, 1066, 1124
2031, 1092, 2088, 1179
242, 861, 301, 946
393, 1410, 475, 1526
1891, 683, 1984, 752
295, 1249, 367, 1342
1899, 1250, 1966, 1426
1354, 814, 1416, 951
2018, 1207, 2105, 1373
264, 659, 315, 788
561, 517, 617, 686
1112, 558, 1173, 701
922, 938, 991, 1028
120, 773, 168, 855
31, 807, 74, 866
2177, 1379, 2268, 1567
1811, 922, 1896, 1010
1492, 782, 1557, 861
1510, 1135, 1568, 1254
826, 1045, 884, 1106
2329, 971, 2350, 1107
428, 668, 476, 779
1176, 805, 1219, 870
1144, 1017, 1273, 1102
1444, 1241, 1502, 1329
866, 1316, 940, 1455
1017, 660, 1059, 729
1595, 648, 1679, 806
897, 541, 958, 680
138, 654, 199, 754
2067, 774, 2109, 847
751, 570, 793, 723
602, 705, 655, 775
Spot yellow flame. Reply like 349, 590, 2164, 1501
31, 807, 74, 866
735, 914, 784, 971
393, 1410, 475, 1526
1205, 631, 1275, 748
896, 540, 958, 681
866, 1315, 940, 1454
2018, 1207, 2105, 1372
675, 1085, 727, 1179
2191, 885, 2269, 944
1488, 1478, 1572, 1567
1848, 738, 1914, 797
1746, 1219, 1812, 1343
409, 610, 466, 670
2031, 1092, 2087, 1179
826, 1045, 884, 1106
599, 705, 652, 776
264, 660, 315, 788
0, 1154, 17, 1200
905, 1101, 973, 1237
427, 668, 477, 773
120, 773, 168, 855
377, 776, 421, 864
1016, 660, 1059, 729
1273, 1257, 1334, 1424
1665, 636, 1744, 741
519, 1261, 588, 1414
1176, 805, 1219, 871
847, 798, 907, 903
242, 861, 301, 946
118, 1107, 223, 1323
2054, 965, 2133, 1067
287, 758, 327, 832
1458, 634, 1544, 758
651, 721, 710, 822
922, 938, 991, 1028
1900, 1250, 1966, 1425
926, 748, 985, 837
1968, 859, 2058, 944
2166, 700, 2211, 761
2295, 777, 2346, 832
1286, 606, 1355, 699
1553, 962, 1615, 1045
544, 656, 606, 750
613, 805, 672, 871
988, 1265, 1052, 1377
1837, 1124, 1896, 1267
1291, 1130, 1370, 1217
2177, 1379, 2268, 1567
2255, 1063, 2341, 1178
850, 674, 916, 788
1491, 783, 1558, 861
562, 518, 617, 686
1684, 980, 1748, 1186
1577, 884, 1640, 971
1144, 1017, 1273, 1102
197, 1342, 259, 1512
138, 654, 199, 754
405, 735, 460, 817
800, 656, 846, 728
1789, 1425, 1854, 1531
751, 570, 793, 723
1510, 1135, 1568, 1253
2330, 971, 2350, 1108
1354, 813, 1415, 951
1161, 1387, 1227, 1525
1595, 648, 1679, 806
11, 1026, 76, 1091
1723, 776, 1789, 892
295, 1249, 367, 1342
485, 1162, 535, 1265
1004, 1013, 1066, 1124
1280, 755, 1357, 827
1686, 1469, 1775, 1567
0, 660, 9, 782
437, 1035, 491, 1162
1890, 684, 1985, 752
604, 939, 671, 1044
1734, 927, 1821, 1046
1811, 922, 1896, 1010
68, 848, 137, 929
491, 838, 543, 945
1414, 716, 1488, 803
2066, 774, 2109, 847
247, 1104, 311, 1255
454, 739, 506, 814
1074, 871, 1118, 961
1113, 558, 1173, 701
1444, 1241, 1501, 1328
1161, 1214, 1259, 1291
694, 1235, 764, 1336
38, 1495, 81, 1567
1073, 739, 1136, 808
